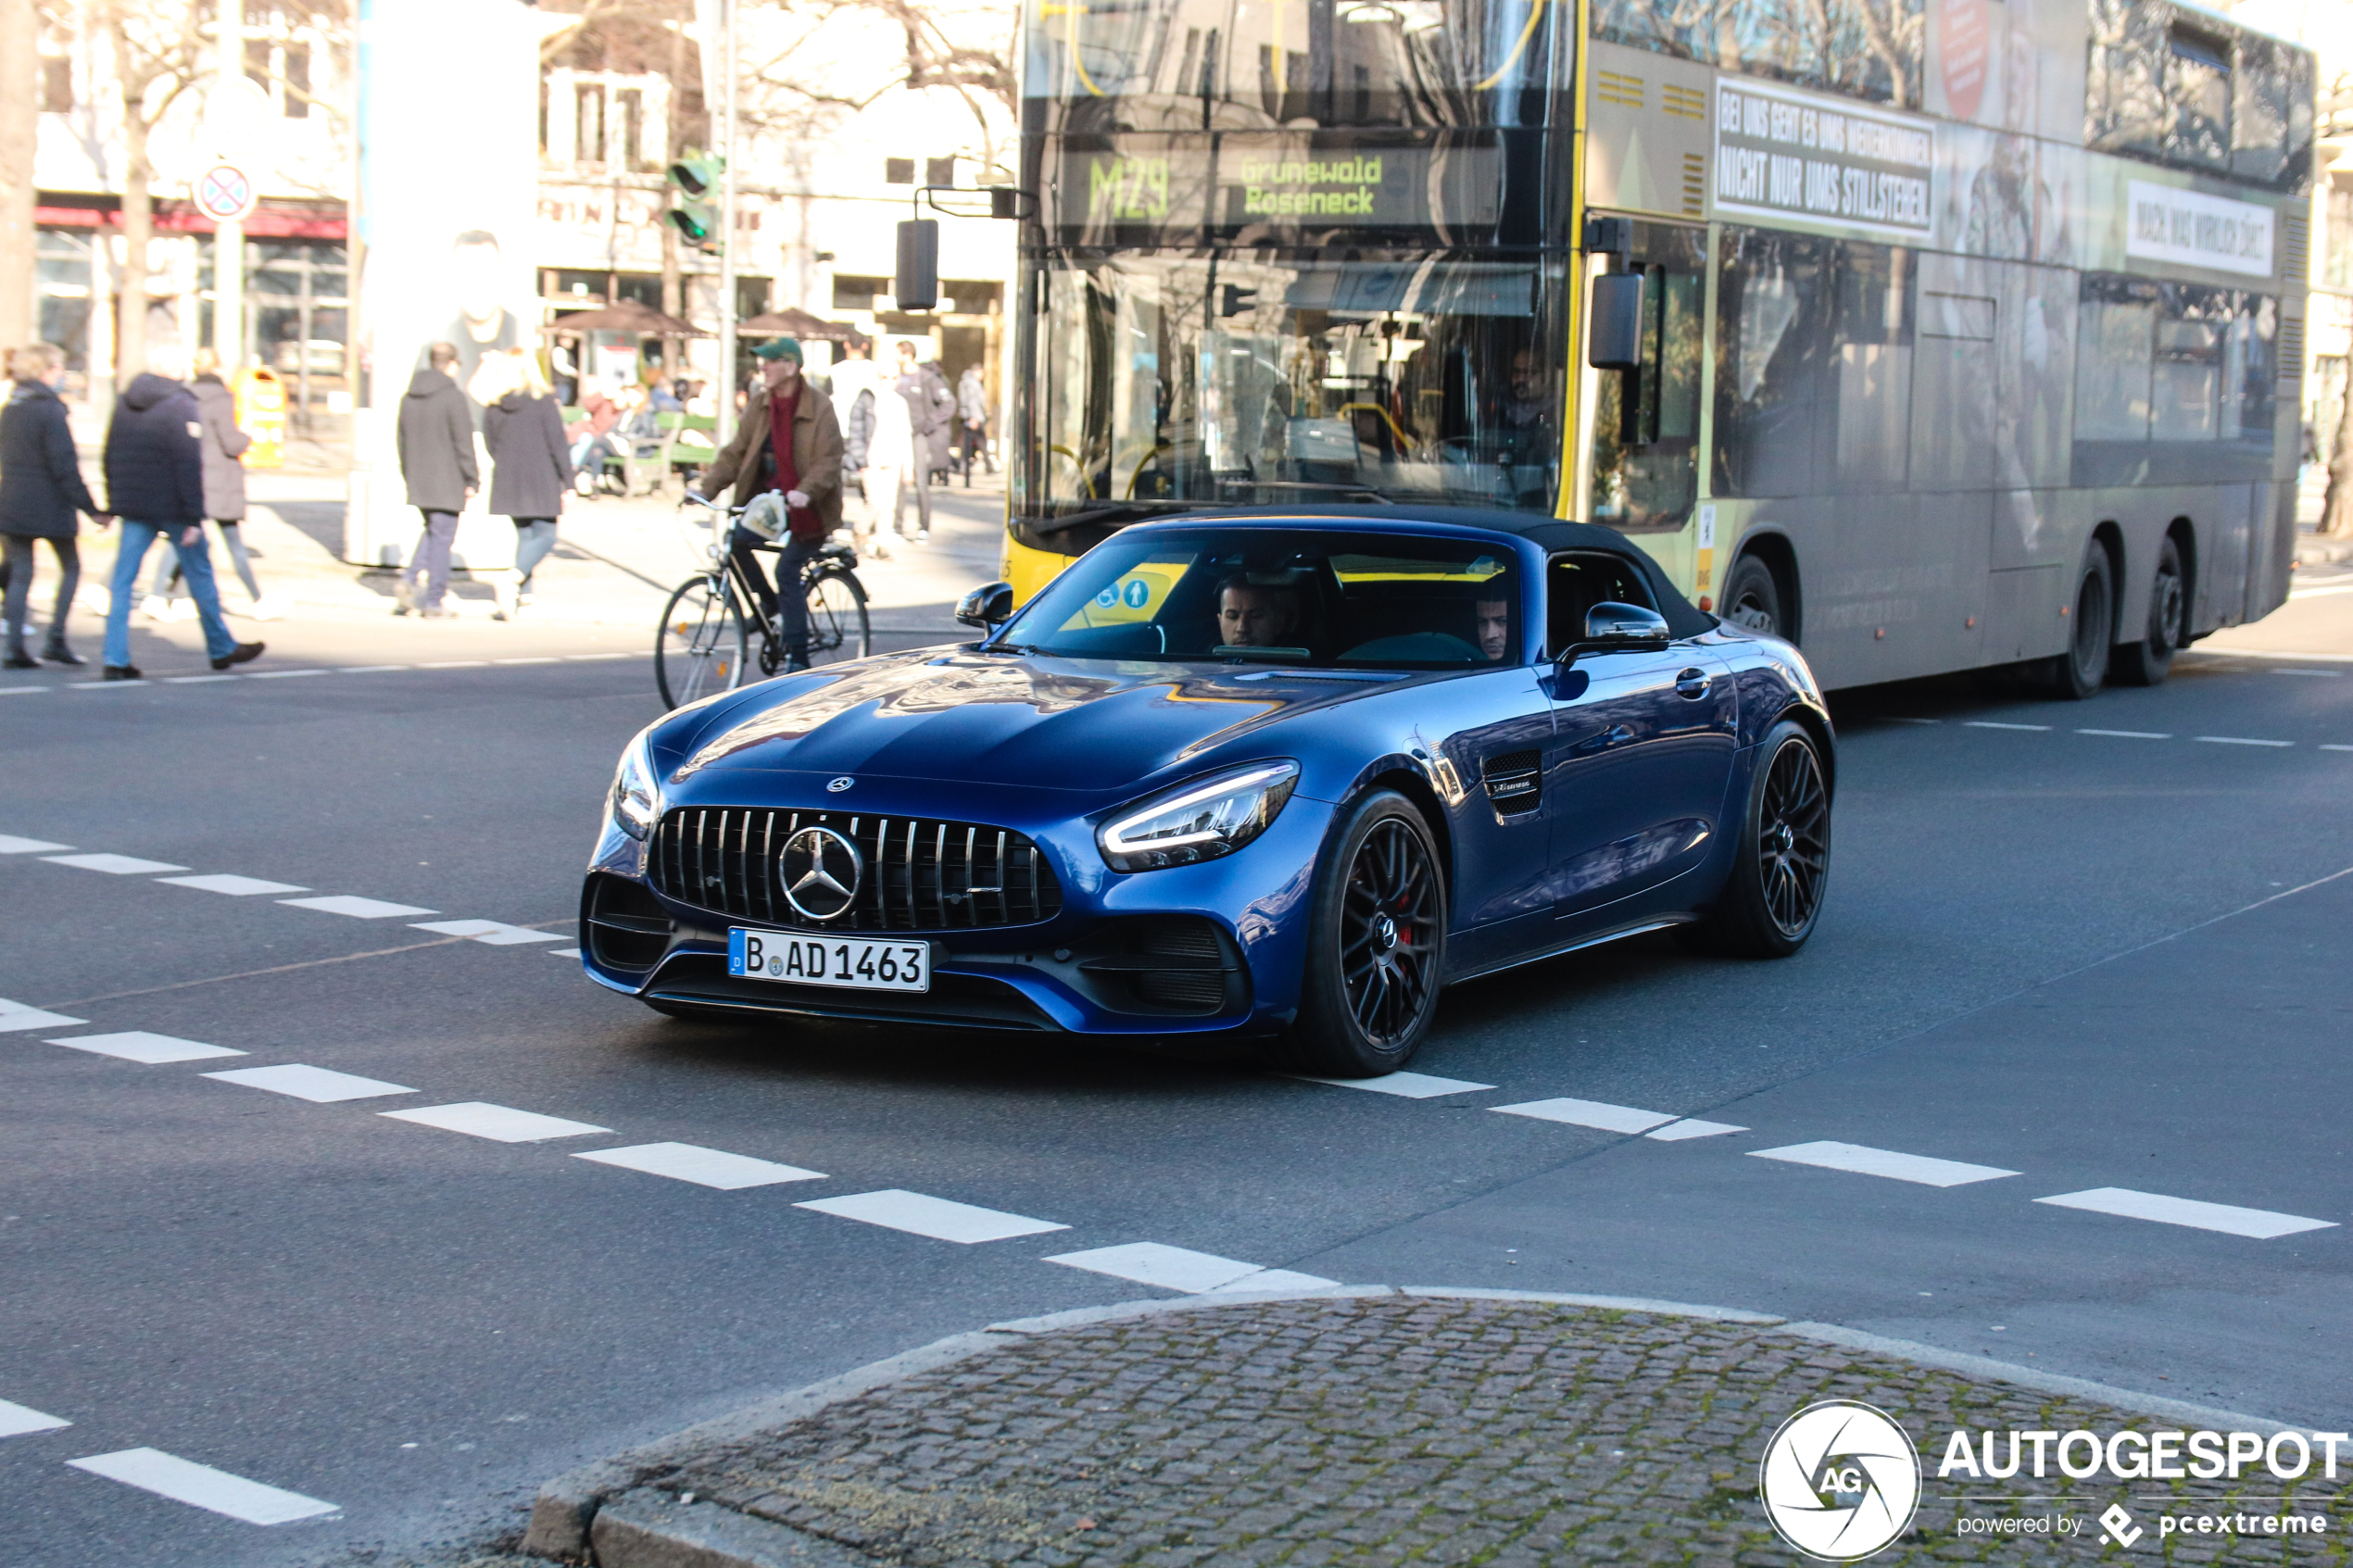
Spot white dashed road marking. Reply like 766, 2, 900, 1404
1044, 1242, 1338, 1294
409, 919, 566, 946
277, 895, 439, 919
1964, 721, 2051, 731
1644, 1117, 1748, 1141
0, 835, 71, 853
204, 1065, 418, 1103
796, 1189, 1070, 1244
1493, 1098, 1675, 1135
2034, 1187, 2337, 1239
1749, 1141, 2020, 1187
48, 1032, 246, 1065
2075, 729, 2170, 739
41, 852, 189, 875
379, 1102, 611, 1142
68, 1449, 337, 1524
573, 1142, 827, 1189
156, 873, 311, 897
164, 675, 239, 684
1292, 1070, 1496, 1098
2195, 736, 2293, 747
0, 1399, 71, 1437
0, 998, 87, 1033
549, 947, 583, 959
246, 669, 332, 679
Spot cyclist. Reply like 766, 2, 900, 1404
696, 337, 844, 671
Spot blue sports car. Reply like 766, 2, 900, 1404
581, 508, 1833, 1075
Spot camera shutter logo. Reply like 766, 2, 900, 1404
1758, 1400, 1921, 1562
779, 826, 862, 920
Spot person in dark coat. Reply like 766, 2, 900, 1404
98, 348, 265, 680
394, 343, 478, 618
143, 347, 276, 621
0, 344, 109, 666
481, 347, 573, 620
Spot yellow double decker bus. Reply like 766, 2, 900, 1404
1007, 0, 2317, 695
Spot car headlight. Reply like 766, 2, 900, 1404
610, 739, 660, 840
1099, 761, 1299, 872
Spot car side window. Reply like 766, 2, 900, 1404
1545, 552, 1657, 654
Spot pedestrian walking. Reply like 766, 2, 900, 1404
828, 337, 888, 559
867, 358, 915, 546
955, 365, 992, 486
394, 343, 477, 620
892, 341, 954, 541
98, 347, 264, 680
0, 344, 109, 667
697, 338, 843, 671
482, 347, 573, 621
141, 348, 278, 623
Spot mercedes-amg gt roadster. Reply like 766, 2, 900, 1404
580, 508, 1833, 1075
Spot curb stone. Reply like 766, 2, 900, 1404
522, 1284, 2315, 1565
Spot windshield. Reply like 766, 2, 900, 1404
1024, 0, 1565, 132
1021, 253, 1565, 518
1002, 527, 1522, 668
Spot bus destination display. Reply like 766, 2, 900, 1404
1052, 139, 1502, 240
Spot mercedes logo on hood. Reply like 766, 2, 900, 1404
779, 826, 862, 921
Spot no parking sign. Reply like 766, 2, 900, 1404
195, 164, 258, 224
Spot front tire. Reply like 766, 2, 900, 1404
657, 576, 748, 709
1681, 720, 1831, 959
1285, 790, 1448, 1076
2046, 549, 2114, 700
2113, 535, 2184, 688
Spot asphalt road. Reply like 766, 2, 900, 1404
6, 599, 2353, 1565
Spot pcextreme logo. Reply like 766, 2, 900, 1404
1758, 1401, 1922, 1562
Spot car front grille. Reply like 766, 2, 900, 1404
648, 806, 1063, 932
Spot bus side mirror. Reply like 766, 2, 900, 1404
896, 219, 939, 311
958, 581, 1015, 627
1589, 272, 1644, 370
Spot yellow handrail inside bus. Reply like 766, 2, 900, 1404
1126, 444, 1175, 497
1039, 2, 1106, 96
1474, 0, 1547, 91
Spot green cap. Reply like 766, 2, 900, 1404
752, 337, 803, 364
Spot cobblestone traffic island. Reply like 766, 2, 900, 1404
525, 1291, 2339, 1567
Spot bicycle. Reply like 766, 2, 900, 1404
656, 493, 873, 709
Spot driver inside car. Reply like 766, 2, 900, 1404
1473, 596, 1510, 661
1216, 576, 1303, 648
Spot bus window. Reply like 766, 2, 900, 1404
1545, 552, 1655, 654
1588, 223, 1705, 530
2071, 275, 2276, 486
1592, 0, 1921, 110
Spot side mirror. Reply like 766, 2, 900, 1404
957, 580, 1015, 628
1588, 271, 1644, 370
1583, 602, 1670, 643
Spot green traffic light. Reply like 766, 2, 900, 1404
667, 150, 724, 198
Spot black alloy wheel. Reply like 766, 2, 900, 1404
2113, 535, 2185, 687
1284, 790, 1448, 1076
1678, 719, 1831, 960
2049, 549, 2114, 699
1721, 553, 1786, 638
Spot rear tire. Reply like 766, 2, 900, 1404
657, 576, 749, 709
1680, 719, 1831, 960
803, 568, 871, 667
2046, 549, 2114, 700
2113, 535, 2185, 688
1281, 790, 1448, 1076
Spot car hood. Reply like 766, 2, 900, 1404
661, 650, 1397, 797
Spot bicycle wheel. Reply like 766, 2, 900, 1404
656, 575, 749, 709
803, 569, 871, 667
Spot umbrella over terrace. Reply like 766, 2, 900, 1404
548, 298, 707, 337
739, 307, 862, 344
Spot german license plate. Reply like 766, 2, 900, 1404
728, 929, 931, 993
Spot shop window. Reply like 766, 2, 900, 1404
833, 274, 890, 309
283, 43, 309, 118
885, 157, 915, 184
41, 56, 69, 112
925, 157, 957, 187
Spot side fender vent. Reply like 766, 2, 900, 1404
1481, 749, 1543, 816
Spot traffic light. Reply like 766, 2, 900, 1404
667, 151, 724, 253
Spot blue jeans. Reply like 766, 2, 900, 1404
729, 526, 817, 649
107, 522, 236, 668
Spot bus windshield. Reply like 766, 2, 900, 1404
1026, 252, 1565, 515
1025, 0, 1563, 131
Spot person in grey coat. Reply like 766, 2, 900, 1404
0, 344, 109, 666
144, 348, 276, 621
394, 343, 477, 618
480, 348, 573, 620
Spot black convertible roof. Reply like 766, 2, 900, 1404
1161, 505, 1718, 641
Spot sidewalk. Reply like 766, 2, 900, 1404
438, 1289, 2336, 1568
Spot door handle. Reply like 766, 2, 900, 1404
1574, 723, 1636, 755
1675, 668, 1711, 699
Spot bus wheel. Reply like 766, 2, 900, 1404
1721, 554, 1786, 638
2048, 549, 2115, 700
2113, 536, 2185, 688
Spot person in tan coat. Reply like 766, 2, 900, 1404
699, 338, 843, 670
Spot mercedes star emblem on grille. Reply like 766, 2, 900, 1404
779, 826, 862, 921
826, 776, 855, 793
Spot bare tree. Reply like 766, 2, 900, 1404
91, 0, 208, 386
0, 0, 37, 358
